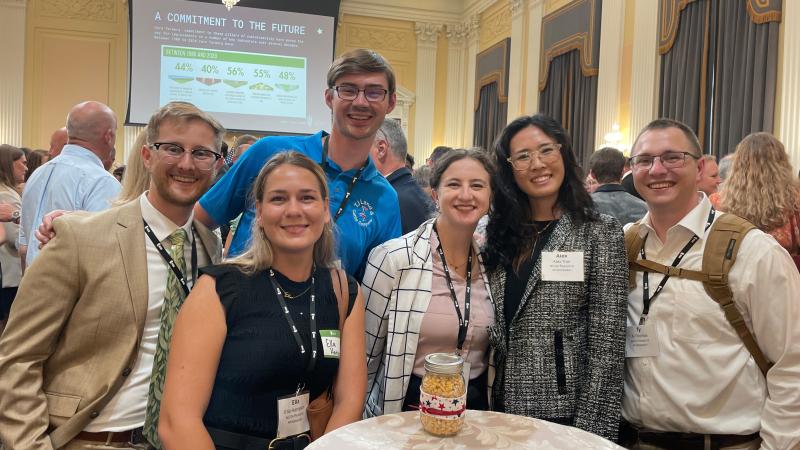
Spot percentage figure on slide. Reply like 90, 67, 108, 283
253, 69, 271, 78
278, 71, 296, 81
227, 67, 245, 77
201, 64, 219, 74
175, 62, 193, 72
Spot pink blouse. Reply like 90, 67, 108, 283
412, 233, 494, 379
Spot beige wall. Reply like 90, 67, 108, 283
335, 14, 418, 148
22, 0, 127, 160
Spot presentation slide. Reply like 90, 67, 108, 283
128, 0, 337, 134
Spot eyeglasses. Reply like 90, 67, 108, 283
150, 143, 222, 170
331, 85, 389, 102
630, 151, 700, 171
507, 143, 562, 171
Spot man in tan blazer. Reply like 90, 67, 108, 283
0, 102, 225, 450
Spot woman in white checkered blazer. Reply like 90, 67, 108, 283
483, 115, 628, 442
362, 149, 496, 418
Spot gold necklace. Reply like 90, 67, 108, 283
273, 277, 313, 300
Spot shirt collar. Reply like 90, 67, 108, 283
61, 144, 104, 168
139, 192, 194, 243
639, 193, 711, 239
319, 131, 380, 181
386, 167, 411, 182
594, 183, 626, 193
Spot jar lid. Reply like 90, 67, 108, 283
424, 353, 464, 374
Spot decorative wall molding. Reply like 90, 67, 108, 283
387, 86, 415, 138
414, 22, 443, 44
594, 0, 625, 150
345, 26, 414, 52
444, 25, 467, 147
480, 2, 511, 50
40, 0, 116, 22
777, 0, 800, 172
629, 0, 659, 144
510, 0, 524, 18
340, 0, 461, 26
446, 23, 469, 45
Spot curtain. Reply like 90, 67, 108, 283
707, 0, 779, 157
658, 0, 709, 139
473, 82, 507, 152
539, 49, 598, 170
658, 0, 780, 155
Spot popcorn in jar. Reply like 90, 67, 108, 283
419, 353, 466, 436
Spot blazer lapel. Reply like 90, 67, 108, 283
511, 213, 574, 325
116, 201, 150, 339
193, 220, 222, 264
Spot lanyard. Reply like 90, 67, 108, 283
321, 136, 367, 222
267, 267, 318, 373
639, 207, 715, 324
142, 219, 197, 296
433, 223, 472, 353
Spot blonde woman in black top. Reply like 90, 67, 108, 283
159, 152, 366, 450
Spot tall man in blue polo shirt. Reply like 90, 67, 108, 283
194, 49, 402, 277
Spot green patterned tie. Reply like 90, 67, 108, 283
143, 228, 188, 448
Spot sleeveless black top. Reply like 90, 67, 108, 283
200, 264, 357, 438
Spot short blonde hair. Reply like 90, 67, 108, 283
146, 102, 226, 151
227, 151, 337, 274
114, 128, 150, 205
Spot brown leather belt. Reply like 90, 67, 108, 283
73, 427, 144, 444
620, 421, 760, 449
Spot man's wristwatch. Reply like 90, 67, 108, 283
11, 209, 20, 224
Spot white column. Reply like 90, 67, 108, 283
777, 1, 800, 173
0, 0, 27, 147
506, 0, 525, 121
444, 24, 468, 148
629, 0, 660, 143
524, 0, 544, 115
593, 0, 625, 150
413, 23, 442, 157
463, 15, 480, 147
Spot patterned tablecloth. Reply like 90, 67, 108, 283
307, 410, 624, 449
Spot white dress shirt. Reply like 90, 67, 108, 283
86, 193, 210, 431
622, 194, 800, 450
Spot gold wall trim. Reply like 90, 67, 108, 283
658, 0, 697, 55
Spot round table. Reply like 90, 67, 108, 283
307, 410, 624, 449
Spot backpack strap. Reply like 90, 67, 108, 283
624, 222, 645, 290
701, 214, 772, 376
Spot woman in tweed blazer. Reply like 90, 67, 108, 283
483, 115, 628, 442
362, 149, 496, 418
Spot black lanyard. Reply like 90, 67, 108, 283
433, 223, 472, 353
321, 136, 367, 222
267, 267, 318, 373
639, 207, 715, 324
143, 219, 198, 296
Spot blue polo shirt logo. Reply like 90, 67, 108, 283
352, 199, 375, 227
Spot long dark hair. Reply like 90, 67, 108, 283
484, 114, 596, 270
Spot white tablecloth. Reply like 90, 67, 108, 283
307, 410, 624, 449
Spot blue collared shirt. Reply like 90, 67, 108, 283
19, 144, 121, 265
199, 131, 401, 278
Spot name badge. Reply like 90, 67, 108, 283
276, 391, 310, 438
320, 330, 341, 359
625, 323, 660, 358
541, 251, 584, 282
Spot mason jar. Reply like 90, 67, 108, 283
419, 353, 467, 436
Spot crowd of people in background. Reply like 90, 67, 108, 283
0, 47, 798, 450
